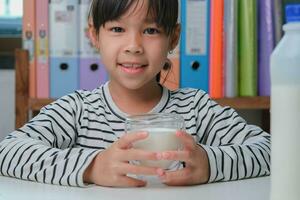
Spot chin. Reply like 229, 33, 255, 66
120, 80, 152, 91
123, 84, 146, 91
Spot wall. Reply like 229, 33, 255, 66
0, 36, 21, 140
0, 69, 15, 140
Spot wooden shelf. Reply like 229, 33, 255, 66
29, 98, 54, 111
214, 96, 270, 109
29, 96, 270, 112
15, 49, 270, 132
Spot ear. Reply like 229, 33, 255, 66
169, 23, 181, 51
88, 17, 99, 49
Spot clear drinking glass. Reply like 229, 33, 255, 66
125, 113, 185, 170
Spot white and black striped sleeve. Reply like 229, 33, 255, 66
0, 92, 100, 187
194, 91, 270, 183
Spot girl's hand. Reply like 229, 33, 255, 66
156, 131, 210, 186
83, 132, 159, 187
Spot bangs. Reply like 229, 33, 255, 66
90, 0, 178, 35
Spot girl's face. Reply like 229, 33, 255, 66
90, 0, 180, 91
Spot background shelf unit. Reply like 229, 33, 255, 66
15, 49, 270, 131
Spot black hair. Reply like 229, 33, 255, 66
89, 0, 178, 83
89, 0, 178, 36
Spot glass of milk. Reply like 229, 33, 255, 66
125, 113, 185, 170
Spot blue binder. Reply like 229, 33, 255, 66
50, 58, 79, 98
180, 0, 210, 92
49, 0, 79, 98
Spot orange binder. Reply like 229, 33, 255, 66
209, 0, 224, 98
160, 47, 180, 91
160, 0, 180, 91
22, 0, 36, 98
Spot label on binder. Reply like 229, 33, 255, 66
186, 0, 207, 55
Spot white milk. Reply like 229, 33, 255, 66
270, 9, 300, 200
131, 127, 182, 169
271, 85, 300, 200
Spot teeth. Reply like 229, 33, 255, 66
133, 64, 142, 68
122, 64, 143, 68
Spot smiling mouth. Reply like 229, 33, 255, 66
119, 63, 147, 74
119, 63, 148, 68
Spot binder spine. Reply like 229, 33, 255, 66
36, 0, 49, 98
209, 0, 224, 98
180, 0, 210, 92
238, 0, 258, 96
258, 0, 275, 96
49, 0, 80, 98
23, 0, 36, 98
79, 0, 108, 90
224, 0, 238, 97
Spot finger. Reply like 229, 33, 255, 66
121, 148, 158, 161
121, 163, 158, 175
158, 168, 193, 186
115, 176, 147, 187
158, 150, 192, 163
176, 131, 196, 150
117, 131, 148, 149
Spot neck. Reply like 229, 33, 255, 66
108, 81, 162, 115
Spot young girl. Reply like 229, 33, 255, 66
0, 0, 270, 187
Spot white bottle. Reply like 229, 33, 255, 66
270, 5, 300, 200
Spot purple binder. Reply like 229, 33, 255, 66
79, 58, 108, 90
258, 0, 275, 96
79, 0, 108, 91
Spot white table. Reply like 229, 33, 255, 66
0, 175, 270, 200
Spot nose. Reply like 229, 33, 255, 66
124, 33, 144, 54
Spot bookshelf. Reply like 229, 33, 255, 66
15, 49, 270, 131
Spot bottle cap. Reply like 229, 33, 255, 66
286, 4, 300, 23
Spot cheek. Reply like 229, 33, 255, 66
151, 45, 169, 64
148, 40, 169, 56
98, 40, 117, 59
150, 52, 169, 69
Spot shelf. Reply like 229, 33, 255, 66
15, 49, 270, 131
214, 96, 270, 109
30, 98, 54, 111
29, 96, 270, 112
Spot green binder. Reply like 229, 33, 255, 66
238, 0, 257, 96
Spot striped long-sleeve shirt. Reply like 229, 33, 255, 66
0, 82, 270, 187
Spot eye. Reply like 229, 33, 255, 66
144, 28, 160, 35
110, 27, 124, 33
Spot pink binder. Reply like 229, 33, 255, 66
22, 0, 36, 98
36, 0, 49, 98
